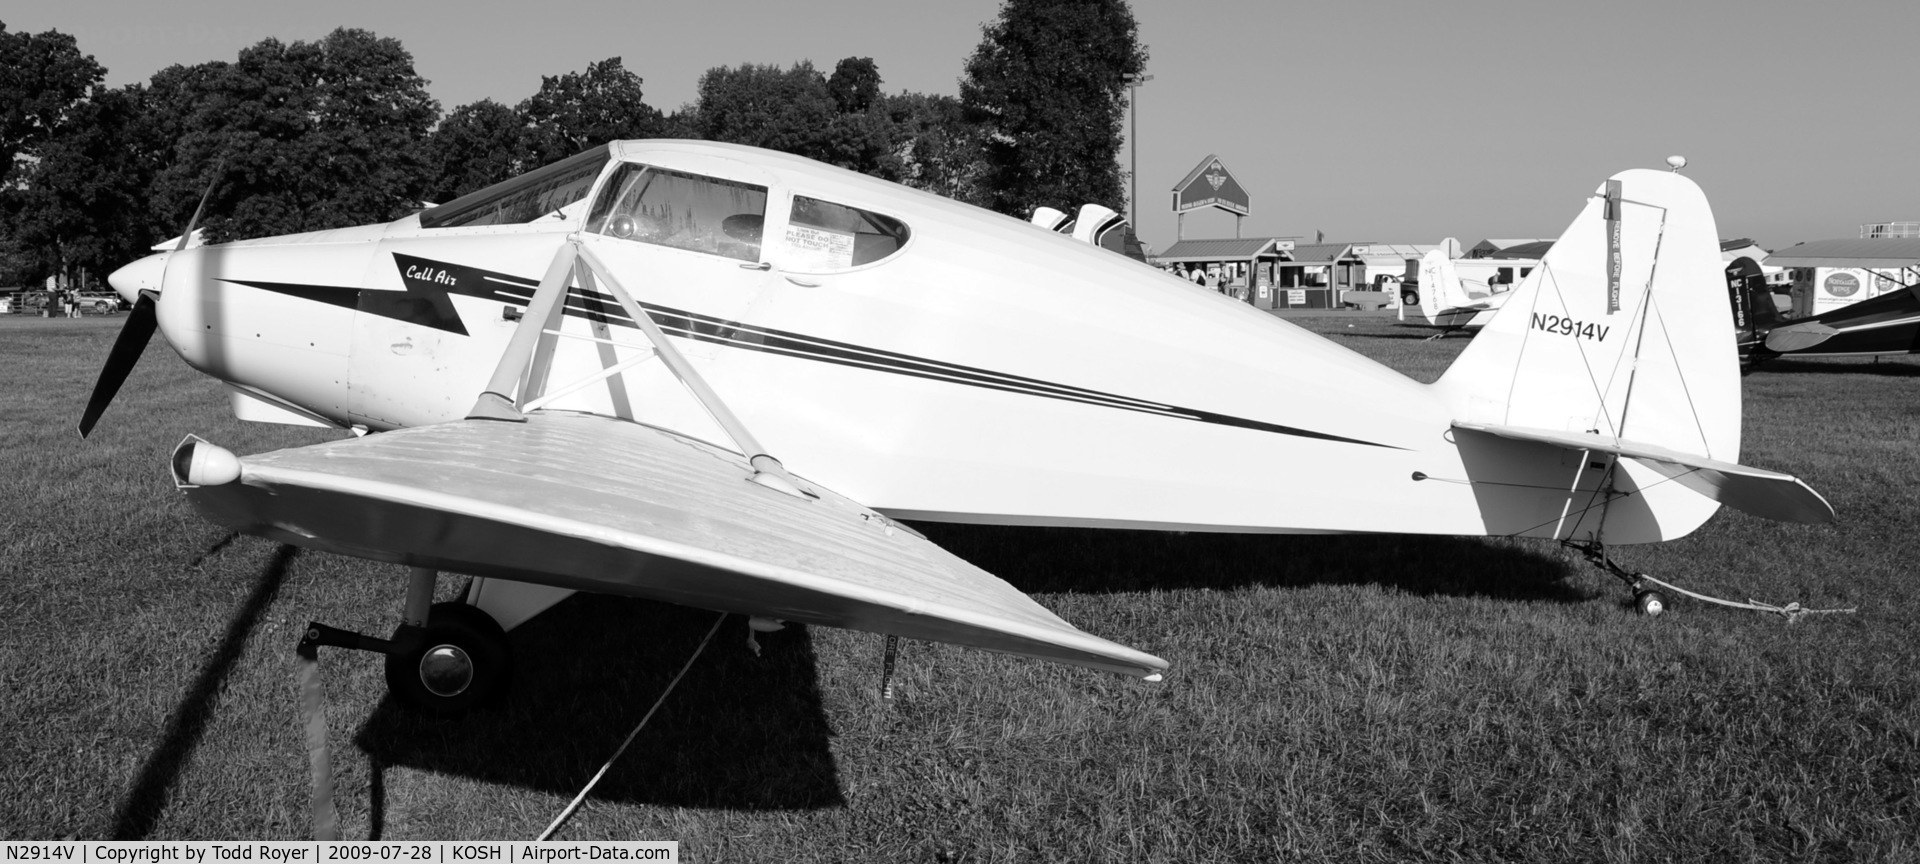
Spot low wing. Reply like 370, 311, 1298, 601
1452, 422, 1835, 525
177, 413, 1167, 679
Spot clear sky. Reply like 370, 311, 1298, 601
12, 0, 1918, 252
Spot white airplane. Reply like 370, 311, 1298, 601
1400, 246, 1511, 333
87, 141, 1832, 714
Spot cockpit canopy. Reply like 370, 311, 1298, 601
418, 142, 912, 272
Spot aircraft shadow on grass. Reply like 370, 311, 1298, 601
343, 529, 1579, 834
912, 524, 1593, 605
123, 530, 1581, 837
353, 593, 846, 822
1744, 357, 1920, 377
340, 529, 1578, 831
112, 542, 297, 840
1345, 327, 1473, 342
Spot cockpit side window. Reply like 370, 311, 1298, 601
588, 163, 768, 263
781, 196, 910, 272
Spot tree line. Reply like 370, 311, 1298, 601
0, 0, 1145, 288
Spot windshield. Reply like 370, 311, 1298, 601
420, 145, 612, 229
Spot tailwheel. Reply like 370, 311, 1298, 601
1566, 541, 1676, 619
385, 602, 512, 715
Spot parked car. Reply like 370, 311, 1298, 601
74, 291, 123, 314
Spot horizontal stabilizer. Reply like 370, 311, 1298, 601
175, 413, 1168, 679
1765, 322, 1838, 353
1453, 422, 1835, 524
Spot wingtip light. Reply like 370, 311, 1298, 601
171, 436, 242, 487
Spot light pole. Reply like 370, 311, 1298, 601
1123, 73, 1153, 231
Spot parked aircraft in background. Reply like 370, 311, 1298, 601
85, 142, 1831, 716
1398, 246, 1510, 333
1727, 255, 1920, 361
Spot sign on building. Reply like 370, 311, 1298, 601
1171, 155, 1251, 216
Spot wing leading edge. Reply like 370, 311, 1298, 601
175, 412, 1167, 679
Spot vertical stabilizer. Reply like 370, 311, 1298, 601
1432, 169, 1741, 540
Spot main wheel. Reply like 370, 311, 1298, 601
385, 602, 512, 715
1634, 589, 1668, 617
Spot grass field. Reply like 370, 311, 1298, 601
2, 312, 1916, 860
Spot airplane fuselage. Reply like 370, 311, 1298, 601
116, 142, 1724, 543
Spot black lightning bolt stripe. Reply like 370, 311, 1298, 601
221, 253, 1396, 449
223, 254, 471, 336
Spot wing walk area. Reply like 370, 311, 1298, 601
181, 412, 1168, 678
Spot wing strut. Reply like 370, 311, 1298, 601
465, 236, 809, 497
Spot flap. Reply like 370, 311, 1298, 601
179, 413, 1167, 679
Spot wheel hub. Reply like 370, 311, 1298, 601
418, 644, 475, 697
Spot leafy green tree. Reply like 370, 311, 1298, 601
883, 92, 986, 206
2, 84, 160, 284
0, 21, 104, 187
827, 57, 881, 114
517, 57, 664, 167
691, 61, 838, 160
691, 58, 910, 181
424, 99, 522, 202
959, 0, 1146, 217
151, 28, 439, 241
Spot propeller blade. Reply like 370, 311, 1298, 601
77, 292, 159, 438
81, 156, 225, 438
175, 157, 221, 252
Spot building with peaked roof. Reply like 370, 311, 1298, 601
1155, 237, 1295, 306
1271, 243, 1362, 309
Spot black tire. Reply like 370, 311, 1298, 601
94, 301, 114, 314
384, 602, 512, 715
1400, 287, 1420, 307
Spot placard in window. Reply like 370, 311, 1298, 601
785, 224, 856, 270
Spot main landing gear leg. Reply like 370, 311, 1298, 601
296, 567, 514, 716
1566, 541, 1670, 617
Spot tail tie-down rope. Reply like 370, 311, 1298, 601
1568, 541, 1856, 623
1632, 573, 1857, 623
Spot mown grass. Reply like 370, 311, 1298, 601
2, 313, 1916, 861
